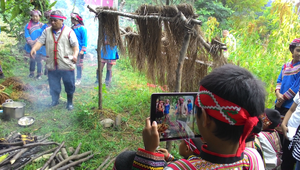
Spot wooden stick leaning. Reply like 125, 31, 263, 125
10, 148, 29, 164
48, 151, 92, 170
96, 155, 111, 170
102, 157, 116, 170
61, 148, 74, 170
56, 154, 94, 170
0, 142, 59, 155
40, 142, 65, 170
15, 146, 59, 170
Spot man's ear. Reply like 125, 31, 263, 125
202, 108, 212, 128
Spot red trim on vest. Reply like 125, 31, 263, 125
51, 26, 66, 69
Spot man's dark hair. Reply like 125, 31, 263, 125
289, 45, 296, 54
197, 64, 266, 143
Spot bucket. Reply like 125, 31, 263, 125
2, 99, 26, 120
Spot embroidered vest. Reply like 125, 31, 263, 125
45, 26, 75, 71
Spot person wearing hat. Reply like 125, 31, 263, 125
257, 109, 282, 170
132, 64, 265, 169
175, 97, 188, 121
275, 38, 300, 117
70, 12, 87, 86
30, 10, 79, 110
25, 9, 46, 79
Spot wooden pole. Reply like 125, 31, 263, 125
87, 6, 202, 26
97, 14, 103, 110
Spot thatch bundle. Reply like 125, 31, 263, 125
98, 4, 225, 92
96, 7, 125, 55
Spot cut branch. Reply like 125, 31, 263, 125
56, 154, 94, 170
15, 146, 59, 170
49, 151, 92, 170
10, 148, 29, 164
96, 155, 111, 170
40, 142, 65, 170
87, 5, 202, 25
0, 142, 59, 155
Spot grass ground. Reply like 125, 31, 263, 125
0, 32, 181, 169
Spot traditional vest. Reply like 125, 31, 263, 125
45, 26, 75, 70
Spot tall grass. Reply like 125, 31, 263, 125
206, 0, 300, 108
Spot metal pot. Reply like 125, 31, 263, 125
2, 99, 26, 120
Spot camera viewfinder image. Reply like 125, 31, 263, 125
152, 95, 201, 141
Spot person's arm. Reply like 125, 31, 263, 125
80, 27, 88, 55
132, 118, 166, 169
281, 102, 297, 139
69, 30, 79, 63
282, 73, 300, 102
30, 42, 43, 59
72, 46, 79, 63
24, 24, 34, 46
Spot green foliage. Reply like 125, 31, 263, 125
222, 0, 269, 13
195, 0, 233, 29
227, 0, 300, 108
0, 0, 55, 42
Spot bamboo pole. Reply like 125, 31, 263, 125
87, 6, 202, 26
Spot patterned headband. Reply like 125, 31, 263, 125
50, 14, 66, 20
195, 86, 259, 157
184, 139, 200, 155
30, 10, 41, 16
71, 13, 83, 21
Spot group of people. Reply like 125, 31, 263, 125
26, 9, 119, 110
156, 98, 193, 124
111, 38, 300, 170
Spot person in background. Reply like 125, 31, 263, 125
95, 42, 119, 87
187, 99, 193, 123
30, 10, 79, 111
175, 97, 188, 121
164, 99, 170, 121
281, 89, 300, 169
222, 30, 236, 59
25, 9, 46, 80
258, 109, 282, 170
288, 124, 300, 170
275, 38, 300, 117
71, 12, 87, 86
275, 38, 300, 146
41, 9, 52, 77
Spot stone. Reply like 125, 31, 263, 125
100, 118, 114, 128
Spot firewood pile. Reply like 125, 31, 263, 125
0, 131, 94, 170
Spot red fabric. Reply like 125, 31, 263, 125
184, 139, 201, 155
195, 86, 259, 157
137, 148, 164, 157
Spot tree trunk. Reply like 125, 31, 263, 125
175, 31, 191, 92
166, 0, 170, 5
97, 14, 103, 109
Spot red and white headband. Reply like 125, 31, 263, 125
195, 86, 259, 157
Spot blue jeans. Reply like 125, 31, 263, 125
48, 69, 75, 102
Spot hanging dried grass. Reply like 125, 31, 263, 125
96, 7, 125, 55
95, 4, 225, 92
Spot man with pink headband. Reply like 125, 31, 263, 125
130, 64, 266, 169
31, 10, 79, 111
